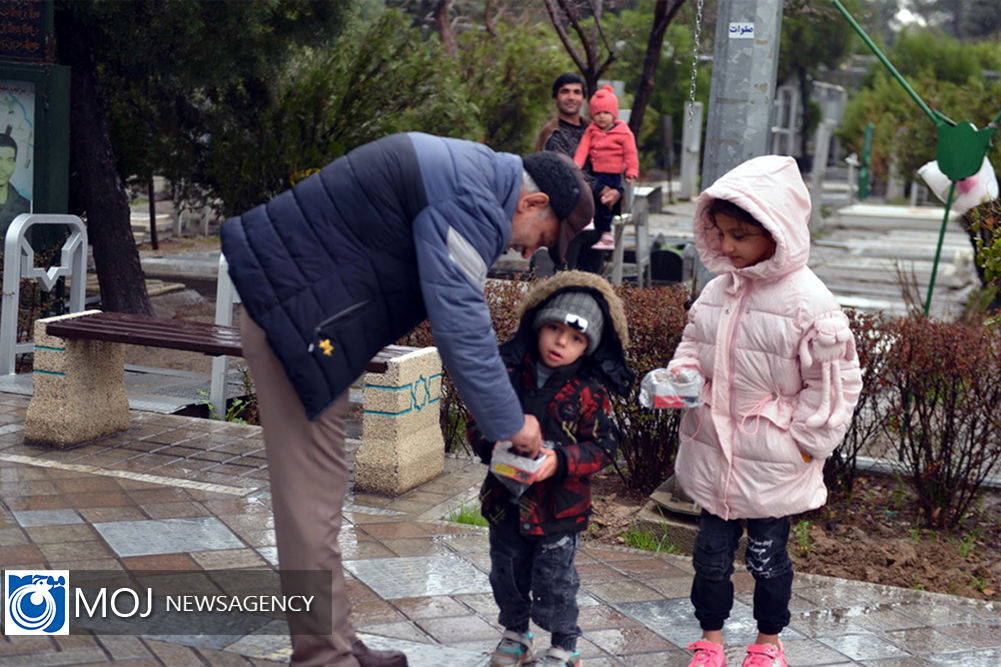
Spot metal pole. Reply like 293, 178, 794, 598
923, 181, 956, 317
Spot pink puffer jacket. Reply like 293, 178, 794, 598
668, 156, 862, 520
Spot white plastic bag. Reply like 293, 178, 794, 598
918, 156, 998, 214
638, 368, 703, 409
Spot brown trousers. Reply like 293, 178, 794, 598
241, 312, 360, 667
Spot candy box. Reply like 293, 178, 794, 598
490, 442, 546, 497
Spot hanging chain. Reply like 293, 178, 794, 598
687, 0, 705, 130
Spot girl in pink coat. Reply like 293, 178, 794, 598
668, 155, 862, 667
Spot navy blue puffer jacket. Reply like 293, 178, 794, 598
221, 133, 526, 440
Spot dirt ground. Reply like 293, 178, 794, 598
587, 473, 1001, 602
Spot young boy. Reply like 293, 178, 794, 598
573, 86, 639, 250
468, 271, 634, 667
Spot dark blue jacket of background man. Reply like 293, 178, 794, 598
221, 132, 526, 441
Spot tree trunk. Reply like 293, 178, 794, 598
433, 0, 457, 57
629, 0, 685, 137
56, 9, 152, 315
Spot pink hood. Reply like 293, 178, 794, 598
694, 155, 812, 285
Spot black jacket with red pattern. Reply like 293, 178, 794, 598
468, 271, 634, 537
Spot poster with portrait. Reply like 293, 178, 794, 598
0, 78, 34, 236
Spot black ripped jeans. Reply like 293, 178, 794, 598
690, 510, 793, 635
488, 510, 581, 651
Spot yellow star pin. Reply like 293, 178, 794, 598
318, 339, 334, 356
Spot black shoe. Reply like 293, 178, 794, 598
352, 639, 408, 667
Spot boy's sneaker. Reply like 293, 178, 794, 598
489, 629, 534, 667
591, 232, 615, 251
536, 646, 581, 666
687, 640, 727, 667
741, 641, 787, 667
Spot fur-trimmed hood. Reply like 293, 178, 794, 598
502, 271, 634, 396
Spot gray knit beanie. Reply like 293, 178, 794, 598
532, 291, 605, 356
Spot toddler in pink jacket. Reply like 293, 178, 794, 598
573, 85, 639, 247
667, 156, 862, 667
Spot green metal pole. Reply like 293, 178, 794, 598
832, 0, 937, 125
923, 181, 956, 317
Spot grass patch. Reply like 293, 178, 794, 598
621, 524, 681, 554
446, 502, 487, 527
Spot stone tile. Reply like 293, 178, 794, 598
382, 537, 454, 557
94, 517, 244, 557
344, 555, 492, 599
609, 557, 691, 578
926, 647, 1001, 666
784, 637, 857, 665
4, 494, 72, 511
357, 521, 431, 540
577, 561, 630, 584
884, 626, 969, 654
141, 501, 212, 520
62, 490, 134, 508
577, 605, 641, 631
895, 601, 986, 627
53, 476, 123, 493
122, 553, 200, 570
817, 633, 911, 662
47, 558, 123, 571
586, 580, 662, 603
351, 599, 407, 626
393, 596, 472, 620
585, 626, 675, 655
25, 524, 97, 544
364, 633, 486, 666
0, 526, 28, 547
643, 575, 693, 599
354, 621, 431, 645
93, 635, 154, 661
77, 506, 147, 523
38, 539, 114, 562
190, 548, 268, 569
413, 614, 497, 644
12, 508, 83, 527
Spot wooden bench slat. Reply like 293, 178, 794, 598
44, 312, 416, 373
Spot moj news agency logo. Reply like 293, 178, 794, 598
3, 570, 69, 635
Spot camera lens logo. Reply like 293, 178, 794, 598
3, 570, 69, 635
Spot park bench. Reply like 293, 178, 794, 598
25, 310, 444, 495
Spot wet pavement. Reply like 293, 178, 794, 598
0, 391, 999, 666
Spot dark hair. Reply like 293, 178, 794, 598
0, 133, 17, 157
552, 72, 584, 98
707, 198, 768, 233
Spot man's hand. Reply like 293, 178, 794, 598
532, 447, 559, 483
599, 186, 622, 208
509, 414, 542, 458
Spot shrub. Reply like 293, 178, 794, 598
878, 315, 1001, 529
963, 198, 1001, 313
611, 282, 689, 495
826, 309, 892, 498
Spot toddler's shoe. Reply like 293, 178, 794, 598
536, 646, 581, 666
741, 640, 786, 667
687, 639, 726, 667
489, 629, 534, 667
591, 232, 615, 250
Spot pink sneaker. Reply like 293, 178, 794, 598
687, 640, 727, 667
741, 640, 787, 667
591, 232, 615, 250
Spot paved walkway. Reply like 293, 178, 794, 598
1, 393, 999, 665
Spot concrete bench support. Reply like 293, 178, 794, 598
354, 346, 444, 496
25, 311, 130, 448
